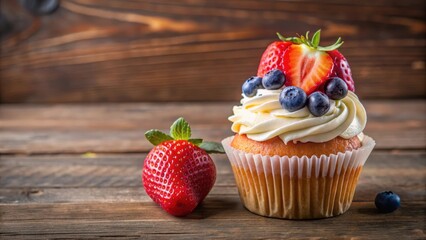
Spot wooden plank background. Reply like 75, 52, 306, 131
1, 100, 425, 154
1, 0, 425, 103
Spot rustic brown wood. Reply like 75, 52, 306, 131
1, 0, 425, 103
0, 151, 425, 203
1, 151, 425, 238
0, 101, 425, 154
1, 202, 425, 239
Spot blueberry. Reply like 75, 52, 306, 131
307, 91, 330, 117
242, 76, 263, 97
375, 191, 401, 213
20, 0, 60, 15
325, 77, 348, 100
262, 69, 286, 90
279, 86, 307, 112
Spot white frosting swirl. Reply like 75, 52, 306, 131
229, 89, 367, 143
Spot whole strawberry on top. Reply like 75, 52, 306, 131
257, 29, 354, 94
143, 118, 224, 217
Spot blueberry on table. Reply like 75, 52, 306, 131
279, 86, 307, 112
262, 69, 286, 90
242, 76, 263, 97
307, 91, 330, 117
325, 77, 348, 100
375, 191, 401, 213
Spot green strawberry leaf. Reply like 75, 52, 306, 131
305, 31, 310, 40
145, 129, 174, 146
188, 138, 203, 146
199, 142, 225, 154
311, 29, 321, 48
276, 32, 286, 41
145, 117, 224, 154
277, 32, 302, 44
317, 37, 344, 51
277, 29, 343, 51
170, 117, 191, 140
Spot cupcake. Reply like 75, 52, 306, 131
222, 30, 375, 219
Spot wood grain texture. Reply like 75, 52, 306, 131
0, 101, 425, 154
1, 202, 425, 239
0, 152, 425, 239
1, 0, 425, 103
0, 151, 425, 203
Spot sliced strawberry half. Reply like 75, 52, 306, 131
283, 44, 334, 95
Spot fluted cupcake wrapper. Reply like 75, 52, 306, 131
222, 135, 376, 219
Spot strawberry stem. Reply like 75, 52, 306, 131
145, 117, 225, 154
276, 29, 343, 51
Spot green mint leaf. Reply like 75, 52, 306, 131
145, 129, 174, 146
311, 29, 321, 48
199, 142, 225, 154
170, 117, 191, 140
188, 138, 203, 146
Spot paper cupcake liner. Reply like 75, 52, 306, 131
222, 135, 375, 219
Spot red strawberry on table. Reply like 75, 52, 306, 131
143, 117, 224, 217
257, 30, 355, 95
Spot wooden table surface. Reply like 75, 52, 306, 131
0, 101, 425, 239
